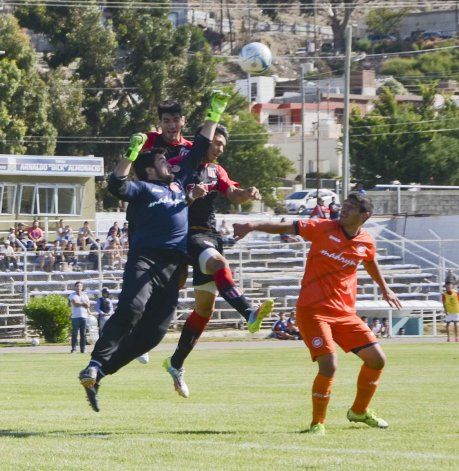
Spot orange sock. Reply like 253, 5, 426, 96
351, 364, 383, 415
311, 373, 333, 425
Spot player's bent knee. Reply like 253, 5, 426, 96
198, 248, 221, 275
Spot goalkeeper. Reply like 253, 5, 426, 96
78, 91, 230, 412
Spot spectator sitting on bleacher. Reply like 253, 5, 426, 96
104, 227, 122, 269
87, 239, 101, 270
56, 219, 65, 242
64, 241, 78, 269
0, 240, 19, 271
95, 288, 115, 332
77, 221, 94, 250
7, 227, 17, 246
27, 220, 45, 249
35, 244, 54, 272
380, 317, 390, 338
218, 219, 235, 245
398, 327, 406, 335
121, 222, 129, 237
62, 224, 74, 242
16, 222, 27, 243
270, 312, 296, 340
286, 311, 302, 340
52, 240, 67, 271
360, 315, 369, 326
371, 318, 381, 337
108, 221, 121, 238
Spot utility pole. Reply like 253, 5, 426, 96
316, 86, 320, 194
342, 25, 352, 201
300, 64, 306, 188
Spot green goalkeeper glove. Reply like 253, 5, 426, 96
124, 133, 147, 162
205, 90, 230, 123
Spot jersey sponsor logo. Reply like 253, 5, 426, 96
148, 195, 185, 208
169, 182, 181, 193
203, 240, 216, 247
357, 244, 366, 254
320, 249, 357, 268
312, 336, 323, 348
171, 165, 181, 173
150, 188, 164, 194
329, 235, 341, 243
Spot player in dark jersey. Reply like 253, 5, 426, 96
162, 124, 274, 398
78, 91, 230, 412
142, 101, 193, 159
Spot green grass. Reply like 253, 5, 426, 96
0, 343, 457, 470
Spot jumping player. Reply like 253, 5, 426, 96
78, 91, 229, 412
233, 193, 402, 435
162, 125, 274, 398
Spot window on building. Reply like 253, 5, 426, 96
0, 184, 16, 214
19, 185, 35, 214
250, 82, 257, 101
18, 184, 83, 215
268, 115, 282, 125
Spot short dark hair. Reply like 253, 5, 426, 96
74, 281, 83, 287
157, 101, 183, 119
133, 147, 167, 181
346, 192, 374, 214
197, 124, 230, 143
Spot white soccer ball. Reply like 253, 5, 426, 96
238, 42, 272, 74
31, 338, 40, 346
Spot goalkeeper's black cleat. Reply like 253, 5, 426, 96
83, 383, 100, 413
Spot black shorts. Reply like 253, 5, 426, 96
188, 230, 224, 287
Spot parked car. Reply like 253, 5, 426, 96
284, 189, 339, 215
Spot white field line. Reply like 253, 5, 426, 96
119, 436, 458, 462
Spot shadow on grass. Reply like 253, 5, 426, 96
0, 429, 112, 439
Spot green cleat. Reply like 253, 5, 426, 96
347, 408, 388, 428
308, 423, 325, 435
247, 299, 274, 333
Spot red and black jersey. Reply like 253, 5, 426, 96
169, 156, 238, 231
142, 131, 193, 160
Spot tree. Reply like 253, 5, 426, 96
300, 0, 369, 52
349, 87, 459, 187
366, 7, 407, 37
0, 15, 57, 155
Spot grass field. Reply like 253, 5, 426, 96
0, 342, 457, 470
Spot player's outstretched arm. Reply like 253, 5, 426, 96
187, 90, 231, 170
363, 259, 402, 309
226, 186, 261, 204
233, 221, 295, 241
113, 133, 147, 178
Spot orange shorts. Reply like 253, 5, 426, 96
296, 305, 377, 361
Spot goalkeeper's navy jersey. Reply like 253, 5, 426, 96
109, 134, 210, 253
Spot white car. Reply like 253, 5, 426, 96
284, 189, 339, 215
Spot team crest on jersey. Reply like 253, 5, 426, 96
207, 167, 217, 178
357, 245, 366, 254
171, 165, 180, 173
169, 182, 181, 193
312, 337, 323, 348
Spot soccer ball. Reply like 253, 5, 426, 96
238, 42, 272, 74
31, 338, 40, 346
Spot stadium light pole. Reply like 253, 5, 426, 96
342, 25, 352, 202
300, 63, 306, 188
342, 26, 366, 202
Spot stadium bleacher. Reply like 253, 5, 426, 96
0, 231, 451, 339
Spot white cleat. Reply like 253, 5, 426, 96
137, 352, 149, 364
162, 357, 189, 398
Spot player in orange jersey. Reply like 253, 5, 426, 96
233, 193, 402, 435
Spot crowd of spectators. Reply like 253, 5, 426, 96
0, 220, 129, 272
